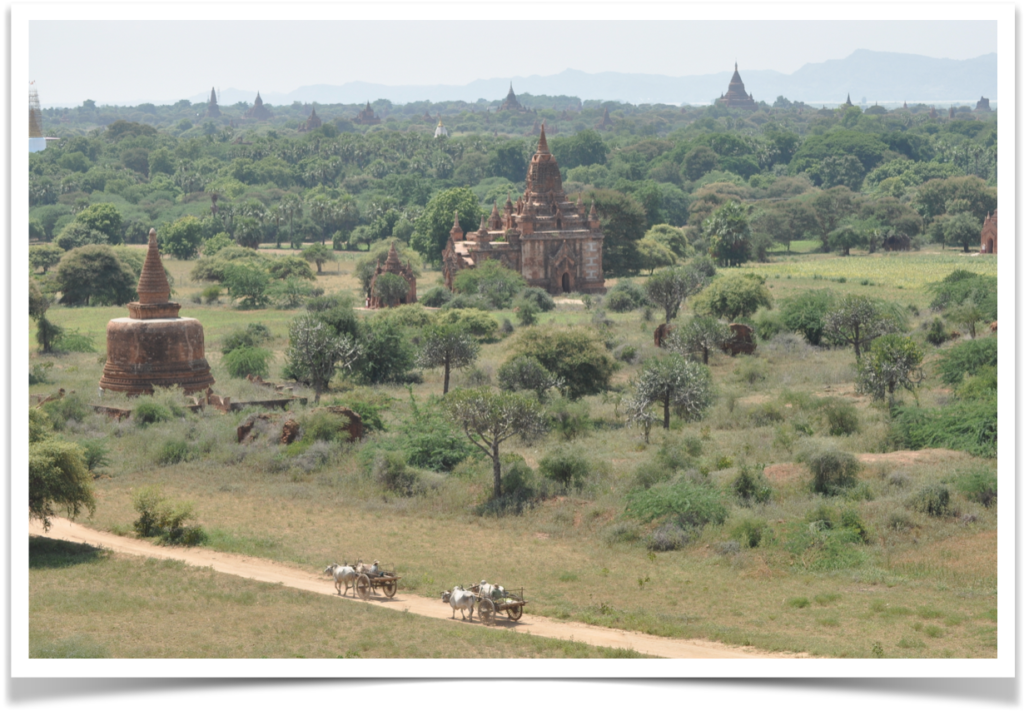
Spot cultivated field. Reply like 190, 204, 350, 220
29, 246, 998, 659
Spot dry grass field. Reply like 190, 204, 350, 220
28, 246, 999, 659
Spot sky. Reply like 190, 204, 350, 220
28, 19, 996, 107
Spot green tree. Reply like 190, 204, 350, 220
442, 388, 547, 499
75, 203, 123, 244
668, 315, 731, 365
224, 263, 271, 309
497, 355, 562, 401
942, 212, 983, 253
355, 240, 423, 295
704, 201, 752, 267
279, 194, 304, 249
913, 175, 997, 225
511, 327, 616, 400
372, 272, 410, 308
54, 222, 108, 252
286, 314, 361, 403
452, 258, 527, 308
302, 243, 334, 274
549, 129, 608, 169
828, 224, 864, 256
486, 140, 529, 182
410, 187, 481, 263
584, 189, 647, 276
357, 319, 415, 385
692, 272, 772, 322
946, 299, 986, 339
636, 236, 677, 274
55, 245, 137, 306
808, 186, 858, 253
644, 264, 706, 324
682, 146, 719, 182
29, 438, 96, 531
29, 281, 62, 354
856, 334, 924, 409
780, 289, 836, 345
417, 323, 480, 395
625, 353, 714, 431
29, 244, 64, 274
643, 224, 692, 258
160, 216, 205, 260
824, 294, 904, 360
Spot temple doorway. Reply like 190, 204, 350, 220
561, 272, 571, 293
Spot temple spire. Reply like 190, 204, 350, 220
537, 121, 549, 153
137, 228, 172, 305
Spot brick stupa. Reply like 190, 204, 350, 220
99, 229, 214, 395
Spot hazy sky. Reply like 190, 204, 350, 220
29, 20, 996, 107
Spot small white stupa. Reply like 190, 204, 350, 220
434, 119, 448, 138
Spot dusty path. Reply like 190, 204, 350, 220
31, 517, 801, 660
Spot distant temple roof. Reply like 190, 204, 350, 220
718, 63, 757, 109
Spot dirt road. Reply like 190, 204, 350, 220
31, 517, 801, 659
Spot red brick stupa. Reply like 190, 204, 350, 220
99, 229, 215, 395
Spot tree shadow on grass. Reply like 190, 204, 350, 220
29, 535, 107, 569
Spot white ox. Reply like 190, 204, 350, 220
324, 564, 358, 596
472, 580, 506, 600
441, 586, 476, 621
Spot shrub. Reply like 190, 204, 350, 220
646, 523, 694, 552
925, 318, 949, 346
53, 329, 96, 353
956, 467, 997, 507
399, 395, 475, 472
655, 435, 698, 471
539, 446, 591, 490
268, 277, 322, 308
476, 456, 542, 516
222, 322, 272, 354
630, 462, 673, 490
79, 439, 111, 471
433, 308, 500, 342
41, 394, 90, 431
912, 484, 952, 517
223, 347, 271, 379
624, 479, 728, 530
890, 397, 996, 458
603, 521, 643, 545
732, 464, 773, 505
752, 311, 785, 342
613, 344, 638, 363
370, 451, 419, 496
511, 327, 617, 400
301, 411, 349, 444
202, 285, 222, 304
29, 362, 54, 385
224, 263, 271, 309
732, 517, 773, 548
547, 398, 593, 441
157, 439, 195, 465
819, 398, 860, 436
131, 486, 205, 545
133, 402, 173, 427
780, 289, 836, 346
498, 355, 560, 401
514, 297, 539, 326
419, 286, 452, 308
516, 286, 556, 312
805, 448, 860, 496
604, 280, 648, 312
356, 319, 415, 385
936, 338, 997, 386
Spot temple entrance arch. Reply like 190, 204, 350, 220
562, 272, 571, 293
987, 238, 995, 254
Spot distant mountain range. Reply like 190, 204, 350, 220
193, 50, 996, 109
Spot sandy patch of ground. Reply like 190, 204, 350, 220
30, 517, 802, 660
856, 448, 965, 467
763, 463, 806, 484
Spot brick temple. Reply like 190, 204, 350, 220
205, 87, 221, 118
980, 210, 997, 255
442, 123, 605, 295
718, 63, 758, 109
99, 229, 214, 395
367, 242, 417, 308
353, 101, 381, 125
244, 92, 273, 120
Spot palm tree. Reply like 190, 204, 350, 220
279, 194, 303, 249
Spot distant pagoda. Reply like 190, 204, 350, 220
717, 63, 757, 110
499, 83, 527, 112
29, 85, 46, 153
205, 87, 221, 118
596, 107, 613, 130
354, 101, 381, 125
244, 91, 273, 120
298, 107, 323, 132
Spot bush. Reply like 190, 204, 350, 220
133, 402, 173, 427
79, 439, 111, 471
511, 327, 617, 400
925, 318, 949, 346
131, 486, 205, 545
476, 456, 542, 516
936, 338, 997, 386
52, 329, 96, 353
513, 297, 539, 326
399, 396, 475, 472
157, 439, 195, 465
890, 397, 996, 458
604, 281, 648, 312
539, 446, 591, 490
41, 394, 90, 431
780, 289, 836, 346
732, 464, 773, 505
419, 286, 452, 308
371, 451, 419, 496
624, 479, 728, 530
956, 467, 997, 507
819, 398, 860, 436
356, 319, 415, 385
547, 398, 593, 441
498, 355, 560, 401
613, 344, 638, 363
202, 285, 222, 304
655, 435, 700, 471
516, 286, 556, 312
301, 411, 350, 444
434, 308, 500, 342
646, 523, 694, 552
223, 346, 272, 379
222, 323, 272, 355
732, 517, 773, 548
805, 448, 860, 496
752, 311, 785, 342
911, 483, 952, 517
630, 462, 673, 490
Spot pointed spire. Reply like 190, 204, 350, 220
450, 211, 463, 241
537, 121, 549, 153
588, 202, 597, 221
137, 229, 172, 305
478, 214, 488, 232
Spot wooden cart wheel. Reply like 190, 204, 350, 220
355, 574, 371, 601
478, 598, 495, 624
506, 604, 523, 621
381, 578, 398, 598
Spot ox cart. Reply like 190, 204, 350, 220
470, 583, 527, 623
354, 563, 401, 600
